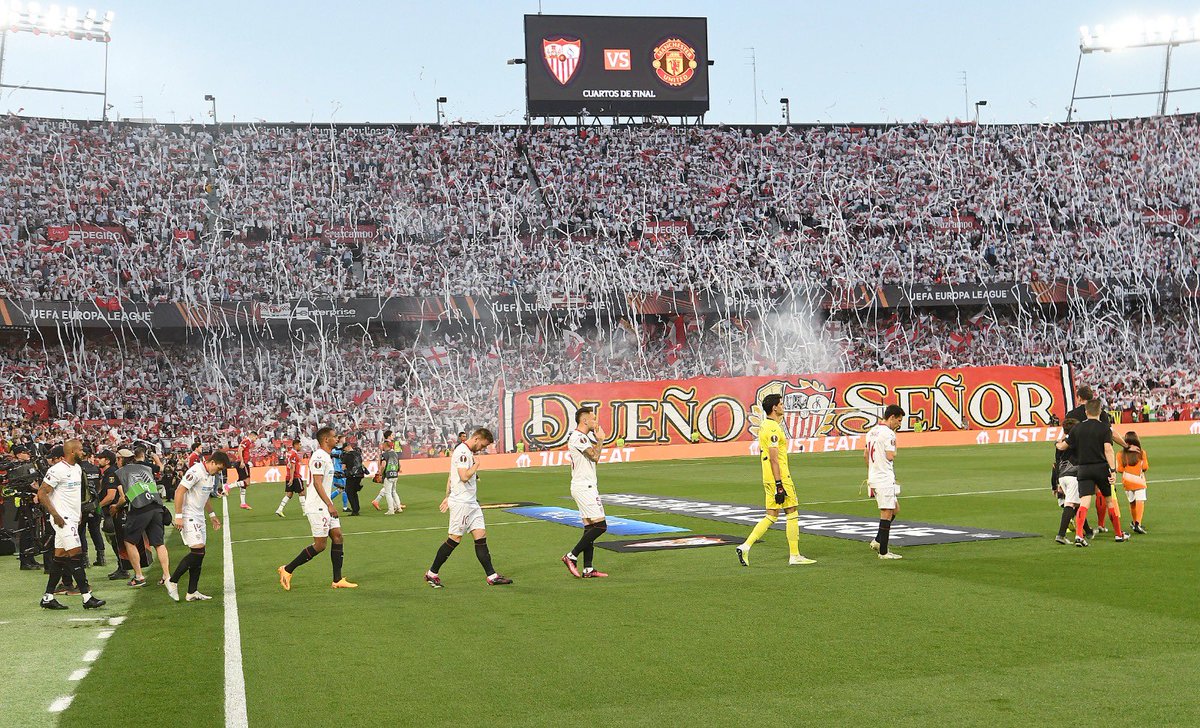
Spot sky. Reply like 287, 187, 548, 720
3, 0, 1200, 125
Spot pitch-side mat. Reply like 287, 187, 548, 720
601, 494, 1039, 546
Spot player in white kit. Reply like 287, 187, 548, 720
423, 428, 513, 588
37, 440, 106, 610
865, 405, 906, 560
278, 426, 358, 590
167, 450, 230, 602
561, 407, 609, 578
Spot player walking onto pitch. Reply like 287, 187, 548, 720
736, 393, 816, 566
277, 426, 358, 590
233, 431, 257, 510
1056, 399, 1128, 546
167, 450, 230, 602
1052, 419, 1082, 544
866, 405, 906, 560
275, 438, 304, 517
423, 428, 513, 588
561, 407, 609, 579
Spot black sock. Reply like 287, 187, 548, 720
876, 519, 892, 555
571, 520, 609, 560
71, 555, 90, 595
330, 543, 344, 582
45, 556, 64, 595
1058, 506, 1077, 538
170, 553, 194, 584
430, 538, 458, 573
119, 558, 131, 571
285, 545, 318, 574
474, 537, 495, 576
583, 544, 595, 569
188, 551, 205, 593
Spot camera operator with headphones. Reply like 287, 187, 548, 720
3, 443, 44, 570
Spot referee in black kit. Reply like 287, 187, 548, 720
1057, 399, 1129, 546
1066, 385, 1127, 535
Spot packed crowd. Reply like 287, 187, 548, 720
1, 116, 1199, 302
1, 300, 1195, 457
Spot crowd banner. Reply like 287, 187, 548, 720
499, 365, 1073, 452
2, 281, 1198, 330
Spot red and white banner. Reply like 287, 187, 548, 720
45, 224, 130, 245
173, 229, 197, 241
323, 224, 377, 244
501, 365, 1072, 451
642, 220, 695, 241
931, 213, 981, 234
1139, 208, 1195, 227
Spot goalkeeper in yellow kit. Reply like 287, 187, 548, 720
736, 393, 816, 566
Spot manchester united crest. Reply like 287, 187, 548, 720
750, 379, 838, 440
542, 37, 582, 86
651, 38, 698, 87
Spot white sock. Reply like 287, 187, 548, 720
238, 487, 247, 505
82, 591, 92, 601
43, 593, 53, 602
277, 496, 289, 513
566, 552, 577, 561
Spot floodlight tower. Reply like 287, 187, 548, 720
1069, 16, 1200, 121
0, 3, 115, 119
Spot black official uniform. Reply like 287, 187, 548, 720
77, 460, 106, 563
1065, 418, 1113, 498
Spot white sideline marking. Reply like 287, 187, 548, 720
223, 497, 249, 728
48, 695, 73, 713
231, 514, 638, 545
803, 476, 1200, 506
82, 649, 101, 663
96, 629, 113, 639
68, 617, 105, 622
68, 668, 89, 681
108, 616, 126, 626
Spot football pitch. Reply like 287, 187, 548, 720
6, 436, 1199, 727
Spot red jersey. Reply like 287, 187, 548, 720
239, 438, 255, 464
186, 451, 202, 469
285, 448, 301, 479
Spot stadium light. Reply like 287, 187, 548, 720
436, 96, 447, 125
1079, 15, 1199, 52
779, 97, 790, 125
974, 99, 987, 124
0, 2, 116, 120
1070, 14, 1200, 120
1, 1, 113, 41
506, 58, 525, 65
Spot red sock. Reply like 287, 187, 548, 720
1075, 505, 1089, 538
1096, 493, 1108, 526
1109, 507, 1123, 537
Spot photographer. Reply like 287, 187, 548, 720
78, 446, 107, 567
5, 444, 44, 570
116, 446, 171, 588
37, 439, 105, 610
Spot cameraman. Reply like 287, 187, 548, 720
78, 446, 107, 567
8, 443, 42, 570
117, 446, 171, 588
37, 439, 105, 610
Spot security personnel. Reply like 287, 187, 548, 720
78, 447, 106, 567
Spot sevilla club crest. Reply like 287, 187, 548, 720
751, 379, 838, 440
651, 38, 698, 87
543, 37, 582, 86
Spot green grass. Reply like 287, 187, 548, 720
8, 435, 1198, 727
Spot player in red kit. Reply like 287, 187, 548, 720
233, 431, 257, 510
185, 441, 203, 470
275, 439, 305, 518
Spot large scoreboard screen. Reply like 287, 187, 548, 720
524, 15, 710, 117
